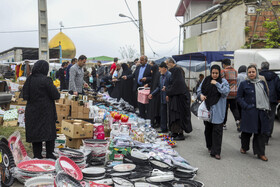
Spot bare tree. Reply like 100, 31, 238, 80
119, 45, 139, 59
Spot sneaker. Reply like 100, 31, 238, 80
223, 124, 227, 130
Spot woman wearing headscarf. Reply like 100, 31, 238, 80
110, 63, 123, 100
120, 63, 134, 105
236, 65, 270, 161
147, 64, 161, 128
197, 65, 230, 160
23, 60, 60, 159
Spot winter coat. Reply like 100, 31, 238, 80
236, 80, 270, 134
23, 60, 60, 143
197, 78, 230, 124
259, 69, 280, 104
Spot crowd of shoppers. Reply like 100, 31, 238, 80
23, 55, 280, 161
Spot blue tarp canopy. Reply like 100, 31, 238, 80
176, 60, 211, 72
154, 57, 168, 65
172, 51, 234, 65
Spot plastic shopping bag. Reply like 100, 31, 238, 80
197, 101, 210, 121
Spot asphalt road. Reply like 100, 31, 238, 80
174, 112, 280, 187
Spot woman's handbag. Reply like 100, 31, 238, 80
137, 87, 150, 104
197, 101, 211, 121
190, 100, 201, 117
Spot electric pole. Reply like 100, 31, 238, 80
138, 0, 145, 56
38, 0, 49, 62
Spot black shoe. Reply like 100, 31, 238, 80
174, 133, 185, 141
46, 154, 57, 160
171, 133, 178, 138
158, 130, 168, 133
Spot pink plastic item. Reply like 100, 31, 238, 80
137, 87, 150, 104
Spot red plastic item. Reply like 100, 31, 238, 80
58, 156, 83, 181
17, 159, 55, 172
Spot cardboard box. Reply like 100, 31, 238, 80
71, 112, 78, 118
64, 99, 71, 105
61, 120, 94, 139
3, 120, 18, 127
56, 104, 70, 116
65, 136, 83, 149
17, 98, 27, 105
55, 134, 66, 148
14, 92, 20, 99
58, 98, 65, 104
57, 115, 67, 127
83, 107, 90, 114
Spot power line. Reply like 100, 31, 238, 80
124, 0, 138, 23
0, 20, 134, 34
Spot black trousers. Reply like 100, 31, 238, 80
223, 99, 240, 125
138, 102, 148, 119
160, 103, 168, 131
268, 103, 277, 136
241, 132, 265, 156
204, 121, 223, 156
171, 120, 183, 134
32, 140, 55, 159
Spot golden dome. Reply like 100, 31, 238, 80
49, 31, 76, 59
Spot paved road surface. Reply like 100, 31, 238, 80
174, 113, 280, 187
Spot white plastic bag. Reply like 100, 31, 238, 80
197, 101, 211, 121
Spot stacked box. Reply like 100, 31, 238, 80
65, 136, 83, 149
56, 104, 70, 116
70, 100, 90, 119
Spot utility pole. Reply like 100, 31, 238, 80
38, 0, 49, 62
138, 0, 145, 56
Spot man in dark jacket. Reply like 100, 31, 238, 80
259, 61, 280, 144
122, 55, 152, 119
23, 60, 60, 159
149, 62, 172, 132
57, 62, 67, 90
165, 58, 192, 140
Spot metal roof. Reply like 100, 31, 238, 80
180, 0, 243, 27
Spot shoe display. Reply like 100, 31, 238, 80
174, 134, 185, 141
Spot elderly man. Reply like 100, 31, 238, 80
259, 61, 280, 144
165, 58, 192, 140
123, 55, 152, 119
69, 55, 88, 95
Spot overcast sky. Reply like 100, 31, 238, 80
0, 0, 183, 59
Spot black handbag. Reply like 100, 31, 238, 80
190, 99, 201, 117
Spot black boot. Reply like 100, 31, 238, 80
174, 133, 185, 141
46, 140, 56, 160
32, 142, 43, 159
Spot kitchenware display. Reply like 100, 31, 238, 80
55, 171, 83, 187
82, 167, 106, 178
0, 136, 8, 145
58, 148, 86, 169
146, 169, 174, 183
0, 142, 16, 187
113, 163, 136, 172
89, 181, 111, 187
174, 170, 196, 180
56, 156, 83, 181
169, 179, 205, 187
134, 182, 160, 187
17, 159, 56, 173
149, 158, 173, 171
90, 178, 113, 186
112, 177, 134, 187
8, 136, 28, 165
24, 175, 54, 187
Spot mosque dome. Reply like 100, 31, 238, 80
49, 31, 76, 59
